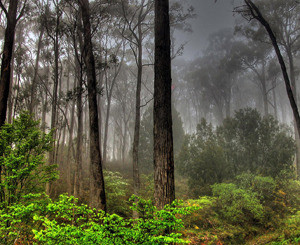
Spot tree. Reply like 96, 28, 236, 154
118, 0, 153, 198
154, 0, 175, 209
177, 108, 296, 197
237, 0, 300, 177
78, 0, 106, 211
0, 0, 26, 127
0, 112, 57, 206
43, 1, 63, 194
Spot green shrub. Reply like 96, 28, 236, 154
0, 194, 193, 244
0, 112, 57, 208
212, 183, 264, 224
177, 109, 295, 197
104, 170, 131, 216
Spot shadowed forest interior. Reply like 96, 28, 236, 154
0, 0, 299, 244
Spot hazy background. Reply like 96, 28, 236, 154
175, 0, 243, 59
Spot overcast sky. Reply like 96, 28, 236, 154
174, 0, 243, 60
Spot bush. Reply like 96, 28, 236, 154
0, 112, 57, 205
212, 183, 264, 224
0, 194, 194, 244
104, 170, 131, 216
177, 108, 295, 197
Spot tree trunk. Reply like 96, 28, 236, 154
245, 1, 300, 138
272, 81, 278, 120
132, 38, 142, 198
74, 58, 83, 198
286, 50, 300, 178
0, 0, 18, 127
261, 61, 268, 116
46, 7, 60, 195
30, 27, 44, 114
79, 0, 106, 211
154, 0, 175, 209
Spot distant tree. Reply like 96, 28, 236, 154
154, 0, 175, 209
186, 29, 244, 124
42, 0, 63, 195
118, 0, 153, 197
236, 0, 300, 177
177, 108, 296, 197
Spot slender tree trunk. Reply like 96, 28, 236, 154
132, 38, 142, 197
103, 89, 111, 164
79, 0, 106, 211
74, 59, 83, 198
47, 10, 60, 195
41, 89, 48, 133
103, 58, 123, 164
0, 0, 18, 127
261, 61, 268, 116
30, 27, 44, 114
154, 0, 175, 209
245, 1, 300, 137
272, 81, 278, 120
287, 50, 300, 178
66, 95, 75, 194
7, 38, 15, 124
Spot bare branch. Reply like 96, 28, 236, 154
0, 0, 8, 18
16, 0, 27, 22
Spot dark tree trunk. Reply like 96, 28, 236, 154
132, 38, 142, 197
0, 0, 18, 127
153, 0, 175, 209
79, 0, 106, 211
74, 58, 83, 198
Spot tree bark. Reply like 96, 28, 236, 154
0, 0, 18, 127
74, 57, 83, 198
79, 0, 106, 211
132, 35, 142, 198
154, 0, 175, 209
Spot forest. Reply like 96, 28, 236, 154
0, 0, 299, 244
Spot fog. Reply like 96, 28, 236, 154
0, 1, 299, 243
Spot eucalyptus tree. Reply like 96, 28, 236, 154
236, 0, 300, 177
118, 0, 153, 196
154, 0, 175, 209
0, 0, 27, 127
41, 0, 64, 175
77, 0, 106, 211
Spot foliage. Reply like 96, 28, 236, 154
0, 194, 193, 244
212, 183, 264, 224
104, 170, 131, 216
0, 112, 57, 207
177, 119, 228, 196
179, 174, 300, 244
177, 108, 295, 197
0, 193, 51, 243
